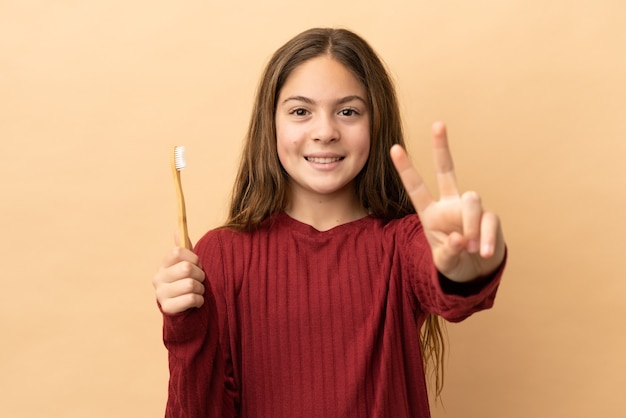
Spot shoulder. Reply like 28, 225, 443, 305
383, 214, 422, 228
381, 214, 424, 239
194, 216, 278, 258
194, 226, 248, 255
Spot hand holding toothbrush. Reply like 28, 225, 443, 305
152, 234, 206, 315
152, 146, 205, 315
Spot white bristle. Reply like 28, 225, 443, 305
174, 146, 186, 170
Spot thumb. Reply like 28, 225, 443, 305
173, 229, 193, 251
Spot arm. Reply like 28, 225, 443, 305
399, 214, 506, 322
391, 122, 507, 320
153, 240, 227, 418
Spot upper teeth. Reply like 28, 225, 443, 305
306, 157, 342, 163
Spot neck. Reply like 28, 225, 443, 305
284, 188, 368, 232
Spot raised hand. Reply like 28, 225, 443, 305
152, 234, 206, 314
390, 122, 505, 283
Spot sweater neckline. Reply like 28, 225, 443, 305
274, 211, 375, 235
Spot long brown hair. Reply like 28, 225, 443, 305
225, 27, 446, 398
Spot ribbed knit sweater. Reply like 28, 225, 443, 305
162, 212, 503, 418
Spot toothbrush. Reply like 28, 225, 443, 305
171, 146, 192, 249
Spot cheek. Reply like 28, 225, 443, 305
276, 130, 297, 167
356, 136, 371, 171
358, 131, 371, 160
276, 124, 303, 152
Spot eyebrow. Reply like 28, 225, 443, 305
281, 95, 368, 106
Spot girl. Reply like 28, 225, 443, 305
153, 27, 506, 418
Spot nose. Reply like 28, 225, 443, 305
311, 113, 339, 143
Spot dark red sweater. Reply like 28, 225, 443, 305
162, 212, 503, 417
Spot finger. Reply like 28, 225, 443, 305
390, 144, 434, 212
432, 122, 459, 198
479, 211, 500, 258
157, 278, 205, 301
162, 246, 200, 269
174, 229, 194, 251
461, 191, 482, 253
159, 293, 205, 315
433, 231, 465, 276
174, 260, 205, 282
153, 260, 205, 289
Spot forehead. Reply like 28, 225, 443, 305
278, 56, 366, 99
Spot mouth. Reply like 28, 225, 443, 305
304, 156, 345, 163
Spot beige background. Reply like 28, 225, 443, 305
1, 1, 624, 417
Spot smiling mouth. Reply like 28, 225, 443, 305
305, 156, 344, 163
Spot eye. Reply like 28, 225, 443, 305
339, 108, 359, 117
289, 108, 309, 117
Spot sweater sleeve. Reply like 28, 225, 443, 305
400, 215, 506, 323
160, 231, 235, 418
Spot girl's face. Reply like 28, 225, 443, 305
275, 56, 370, 203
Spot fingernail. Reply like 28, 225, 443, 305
481, 243, 493, 257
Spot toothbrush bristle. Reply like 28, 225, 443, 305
174, 146, 186, 170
